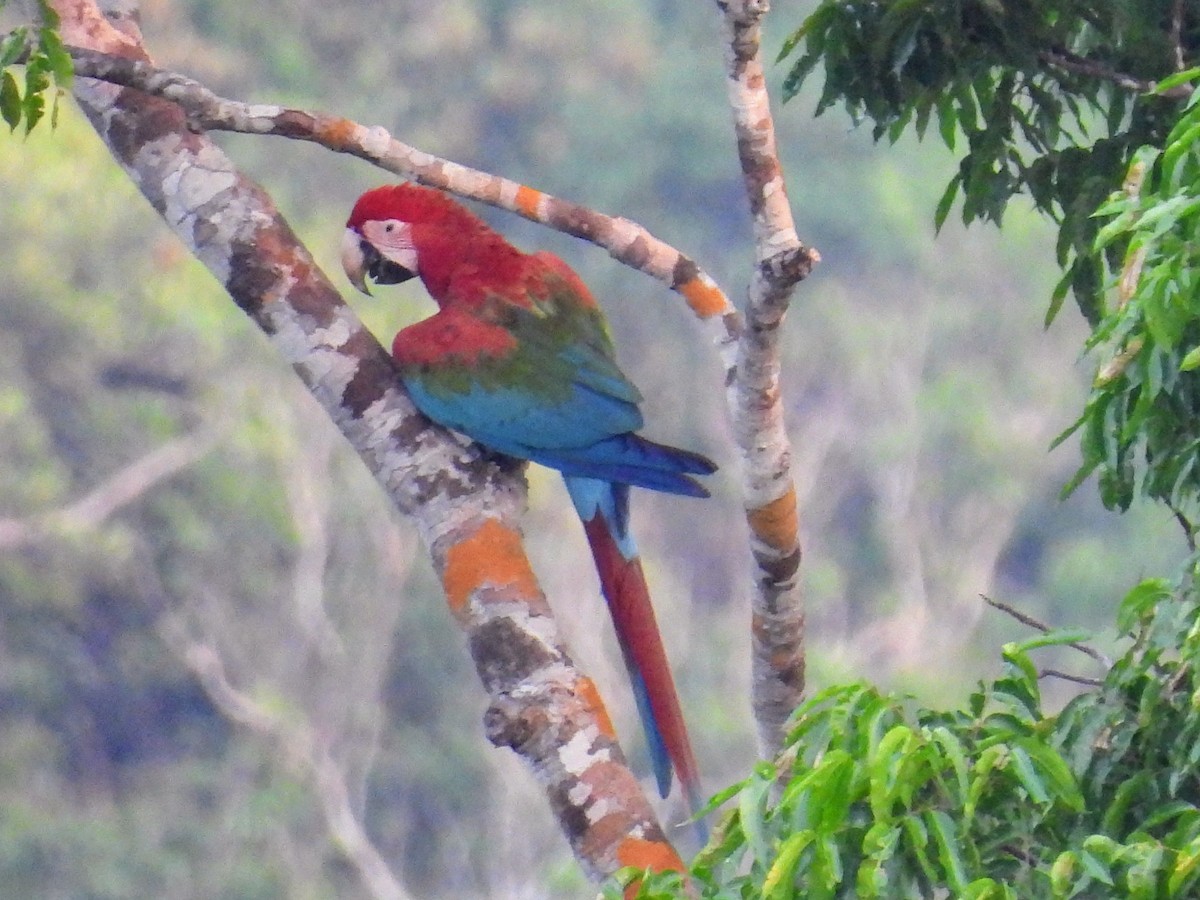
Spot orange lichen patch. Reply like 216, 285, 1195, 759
616, 835, 686, 874
678, 276, 730, 319
746, 485, 799, 552
314, 116, 360, 151
575, 676, 618, 740
56, 0, 141, 53
440, 518, 541, 618
515, 184, 543, 219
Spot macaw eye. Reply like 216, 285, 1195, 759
384, 223, 395, 233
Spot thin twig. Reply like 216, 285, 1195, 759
52, 45, 741, 346
1167, 500, 1197, 553
1165, 659, 1193, 695
981, 594, 1113, 667
1039, 47, 1194, 99
1039, 668, 1103, 688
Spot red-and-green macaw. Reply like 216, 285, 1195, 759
342, 183, 713, 820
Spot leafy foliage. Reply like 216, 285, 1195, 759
0, 0, 72, 133
611, 572, 1200, 897
1060, 73, 1200, 517
598, 5, 1200, 899
779, 0, 1194, 324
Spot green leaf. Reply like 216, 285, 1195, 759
0, 69, 19, 131
700, 778, 746, 816
38, 26, 73, 88
1044, 268, 1074, 328
925, 809, 969, 892
902, 815, 940, 885
1050, 851, 1077, 897
810, 749, 858, 831
997, 644, 1042, 716
1009, 628, 1093, 654
815, 835, 844, 891
1093, 211, 1136, 252
934, 175, 960, 233
1161, 121, 1200, 188
854, 854, 888, 899
869, 725, 918, 818
1082, 834, 1126, 864
859, 823, 901, 897
1013, 738, 1084, 811
738, 764, 774, 868
22, 59, 48, 133
966, 744, 1008, 824
935, 92, 957, 151
1102, 772, 1152, 834
763, 830, 815, 900
1009, 743, 1051, 805
963, 879, 1012, 900
1155, 68, 1200, 96
1139, 801, 1199, 833
929, 726, 970, 800
36, 0, 62, 29
1169, 835, 1200, 896
1126, 842, 1165, 898
776, 4, 832, 63
0, 26, 29, 69
1080, 848, 1116, 885
1118, 579, 1173, 634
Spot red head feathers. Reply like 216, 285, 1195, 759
345, 183, 490, 234
343, 184, 531, 304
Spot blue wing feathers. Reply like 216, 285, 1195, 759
397, 291, 715, 495
404, 377, 714, 496
536, 435, 714, 497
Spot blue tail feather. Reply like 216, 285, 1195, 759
625, 652, 674, 798
535, 434, 716, 497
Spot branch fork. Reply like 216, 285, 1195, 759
32, 0, 819, 886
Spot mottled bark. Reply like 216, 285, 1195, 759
718, 0, 818, 759
47, 0, 685, 886
56, 33, 812, 759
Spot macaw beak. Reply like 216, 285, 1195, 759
341, 228, 416, 296
341, 228, 372, 295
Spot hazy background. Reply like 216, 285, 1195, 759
0, 0, 1182, 896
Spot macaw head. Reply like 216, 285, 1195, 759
341, 183, 488, 296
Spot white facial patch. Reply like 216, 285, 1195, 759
362, 219, 418, 272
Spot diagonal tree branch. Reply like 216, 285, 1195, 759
52, 20, 814, 775
717, 0, 817, 760
46, 0, 687, 883
43, 50, 812, 759
49, 45, 740, 351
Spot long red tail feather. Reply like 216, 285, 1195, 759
580, 513, 704, 816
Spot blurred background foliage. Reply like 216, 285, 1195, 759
0, 0, 1185, 896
